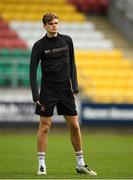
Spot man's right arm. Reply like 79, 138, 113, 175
30, 43, 41, 102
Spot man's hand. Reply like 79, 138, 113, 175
36, 100, 41, 106
73, 90, 79, 96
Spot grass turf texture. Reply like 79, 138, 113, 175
0, 129, 133, 179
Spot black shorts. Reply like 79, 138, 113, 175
35, 87, 77, 117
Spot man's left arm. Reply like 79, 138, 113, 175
69, 37, 79, 94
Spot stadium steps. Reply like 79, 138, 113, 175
10, 21, 113, 50
0, 19, 27, 49
76, 50, 133, 103
0, 0, 86, 22
88, 16, 133, 59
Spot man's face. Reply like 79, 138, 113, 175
44, 18, 58, 34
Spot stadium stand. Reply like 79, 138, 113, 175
0, 0, 133, 104
0, 0, 86, 22
0, 19, 27, 49
10, 21, 113, 49
76, 50, 133, 103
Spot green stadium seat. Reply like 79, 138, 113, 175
0, 48, 11, 57
11, 49, 31, 57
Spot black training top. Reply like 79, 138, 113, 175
30, 33, 79, 102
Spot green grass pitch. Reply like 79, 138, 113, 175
0, 127, 133, 179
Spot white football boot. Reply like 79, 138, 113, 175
37, 165, 46, 175
76, 164, 97, 176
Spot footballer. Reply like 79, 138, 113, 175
30, 12, 97, 176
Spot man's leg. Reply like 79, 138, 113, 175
37, 116, 52, 175
65, 115, 85, 166
65, 115, 97, 176
65, 115, 82, 152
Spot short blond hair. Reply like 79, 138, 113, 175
42, 13, 58, 24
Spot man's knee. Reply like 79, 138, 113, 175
39, 117, 51, 135
40, 124, 50, 135
65, 115, 80, 131
70, 122, 80, 132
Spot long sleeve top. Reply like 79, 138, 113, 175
30, 33, 79, 102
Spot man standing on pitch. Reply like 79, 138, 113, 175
30, 12, 97, 176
